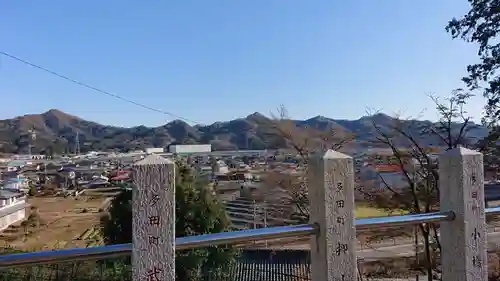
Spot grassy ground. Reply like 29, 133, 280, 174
355, 205, 407, 218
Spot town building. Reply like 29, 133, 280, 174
211, 158, 229, 175
145, 147, 164, 154
0, 189, 28, 232
11, 154, 46, 160
6, 160, 28, 172
3, 176, 30, 192
356, 147, 441, 190
169, 144, 212, 154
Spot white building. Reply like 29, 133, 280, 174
169, 144, 212, 154
145, 147, 164, 154
212, 160, 229, 174
0, 190, 28, 232
6, 160, 28, 172
11, 154, 45, 160
3, 176, 30, 192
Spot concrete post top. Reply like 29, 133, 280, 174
134, 154, 174, 166
440, 147, 482, 157
311, 149, 352, 160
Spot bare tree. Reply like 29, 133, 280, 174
252, 105, 356, 226
366, 90, 475, 281
256, 91, 476, 280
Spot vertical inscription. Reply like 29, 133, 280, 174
149, 215, 161, 226
469, 169, 485, 275
472, 256, 482, 268
334, 180, 350, 272
335, 242, 348, 256
472, 228, 480, 241
151, 194, 160, 206
335, 200, 345, 208
336, 217, 345, 225
148, 236, 160, 245
146, 267, 164, 281
439, 148, 487, 281
471, 172, 478, 202
146, 192, 162, 279
133, 156, 175, 281
308, 151, 357, 281
335, 182, 346, 230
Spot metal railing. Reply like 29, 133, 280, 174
0, 149, 496, 281
0, 209, 478, 269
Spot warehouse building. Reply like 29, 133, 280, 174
145, 147, 164, 154
169, 144, 212, 154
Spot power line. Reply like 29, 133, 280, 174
0, 51, 201, 124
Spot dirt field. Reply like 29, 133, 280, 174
0, 196, 110, 251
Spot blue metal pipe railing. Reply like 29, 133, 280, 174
0, 208, 498, 268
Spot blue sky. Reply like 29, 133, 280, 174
0, 1, 481, 127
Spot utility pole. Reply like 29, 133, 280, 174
263, 204, 268, 248
253, 200, 257, 229
75, 132, 81, 155
28, 129, 36, 159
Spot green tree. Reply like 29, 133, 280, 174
28, 183, 37, 197
446, 1, 500, 179
447, 1, 500, 125
100, 163, 238, 281
101, 189, 132, 245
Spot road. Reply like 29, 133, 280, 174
261, 229, 500, 260
358, 231, 500, 260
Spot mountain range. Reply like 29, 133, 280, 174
0, 109, 490, 154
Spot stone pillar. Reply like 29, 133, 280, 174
132, 155, 176, 281
308, 150, 357, 281
439, 147, 487, 281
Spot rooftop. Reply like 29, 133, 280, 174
0, 189, 24, 199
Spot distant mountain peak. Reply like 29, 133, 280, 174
246, 112, 267, 119
167, 119, 189, 125
0, 109, 488, 154
245, 112, 269, 124
307, 115, 332, 122
44, 109, 64, 114
41, 108, 81, 121
359, 113, 393, 123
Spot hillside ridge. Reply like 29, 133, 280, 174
0, 109, 488, 154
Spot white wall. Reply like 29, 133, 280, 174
0, 197, 27, 232
0, 208, 26, 232
11, 154, 45, 160
169, 144, 212, 154
0, 196, 26, 210
146, 147, 164, 154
